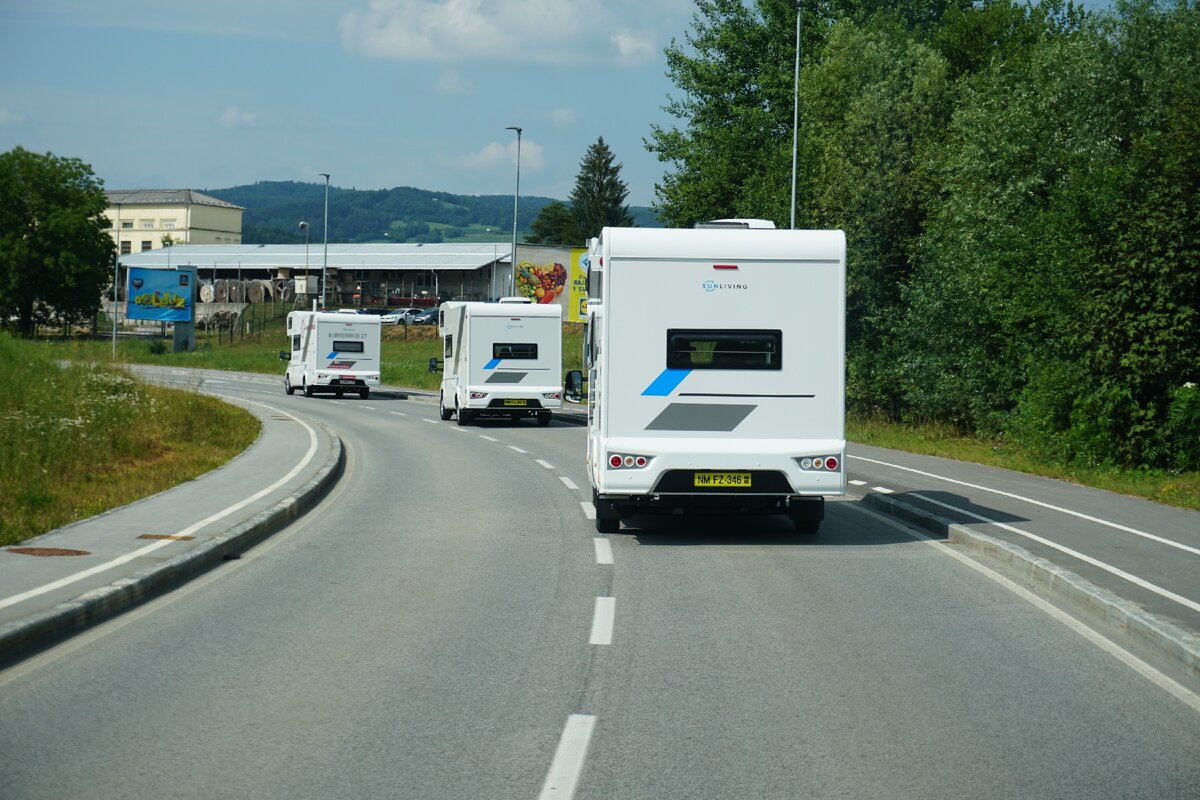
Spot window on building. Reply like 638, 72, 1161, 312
162, 220, 176, 230
141, 241, 153, 252
122, 221, 133, 230
120, 241, 132, 255
140, 220, 154, 229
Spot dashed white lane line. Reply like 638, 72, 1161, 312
914, 492, 1200, 616
509, 445, 528, 454
593, 538, 613, 565
850, 453, 1200, 556
589, 597, 615, 645
849, 479, 868, 486
422, 419, 438, 425
538, 714, 597, 800
559, 476, 579, 491
873, 486, 894, 494
361, 405, 377, 410
581, 502, 596, 520
389, 411, 408, 417
479, 435, 498, 442
536, 459, 555, 470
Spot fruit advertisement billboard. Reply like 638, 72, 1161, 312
514, 247, 588, 323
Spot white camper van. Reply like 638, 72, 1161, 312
580, 223, 846, 533
438, 301, 563, 426
284, 310, 381, 398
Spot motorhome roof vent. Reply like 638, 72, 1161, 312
694, 218, 777, 229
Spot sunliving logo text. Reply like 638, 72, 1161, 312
702, 280, 749, 292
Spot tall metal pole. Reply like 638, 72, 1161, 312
299, 221, 309, 301
505, 126, 522, 297
790, 1, 802, 230
112, 202, 121, 359
319, 172, 330, 307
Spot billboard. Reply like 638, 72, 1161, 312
126, 267, 194, 322
514, 248, 588, 323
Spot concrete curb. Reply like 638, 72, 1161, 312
0, 427, 345, 666
860, 491, 1200, 693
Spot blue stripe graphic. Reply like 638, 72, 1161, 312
642, 369, 691, 396
326, 352, 337, 359
484, 358, 502, 370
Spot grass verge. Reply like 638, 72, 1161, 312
0, 333, 260, 547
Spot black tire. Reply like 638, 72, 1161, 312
303, 381, 314, 398
456, 404, 470, 426
439, 393, 453, 421
359, 388, 369, 399
284, 375, 295, 395
593, 489, 620, 533
336, 389, 344, 398
537, 412, 551, 427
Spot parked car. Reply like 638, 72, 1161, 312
360, 308, 390, 317
412, 307, 439, 325
381, 308, 418, 325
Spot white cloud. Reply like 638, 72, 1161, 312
434, 68, 474, 95
611, 29, 656, 66
219, 106, 257, 129
0, 107, 27, 126
340, 0, 635, 64
448, 138, 545, 171
550, 107, 576, 127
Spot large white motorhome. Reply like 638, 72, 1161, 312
283, 310, 381, 398
579, 223, 846, 533
438, 300, 563, 426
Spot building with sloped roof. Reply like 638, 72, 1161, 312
104, 189, 244, 254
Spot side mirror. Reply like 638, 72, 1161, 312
278, 351, 289, 361
564, 369, 584, 403
428, 357, 442, 373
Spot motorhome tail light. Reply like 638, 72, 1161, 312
796, 455, 842, 472
634, 456, 647, 467
543, 391, 562, 400
825, 456, 839, 470
813, 458, 824, 470
609, 455, 623, 468
469, 391, 488, 399
607, 452, 652, 470
712, 264, 739, 270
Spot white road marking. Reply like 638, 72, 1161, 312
328, 400, 346, 405
913, 492, 1200, 616
389, 411, 407, 417
850, 454, 1200, 556
589, 597, 615, 645
479, 435, 498, 442
361, 405, 376, 410
848, 503, 1200, 713
580, 502, 596, 520
0, 399, 320, 612
849, 479, 868, 486
509, 445, 528, 454
538, 714, 597, 800
422, 418, 439, 425
559, 476, 579, 491
873, 486, 894, 494
593, 538, 613, 565
536, 459, 555, 470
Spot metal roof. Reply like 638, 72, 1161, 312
117, 243, 514, 272
105, 189, 244, 210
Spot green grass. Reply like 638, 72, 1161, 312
0, 332, 260, 546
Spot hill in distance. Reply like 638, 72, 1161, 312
205, 180, 662, 246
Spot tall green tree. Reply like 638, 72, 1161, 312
0, 147, 113, 335
525, 200, 582, 246
569, 137, 634, 242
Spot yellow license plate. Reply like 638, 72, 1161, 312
694, 472, 751, 488
503, 399, 528, 407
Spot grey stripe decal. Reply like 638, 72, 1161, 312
485, 371, 528, 384
645, 403, 756, 432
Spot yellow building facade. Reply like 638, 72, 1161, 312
104, 189, 243, 255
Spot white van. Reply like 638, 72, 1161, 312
578, 223, 846, 533
284, 310, 381, 398
438, 301, 563, 426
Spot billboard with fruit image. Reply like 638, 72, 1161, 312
514, 248, 588, 323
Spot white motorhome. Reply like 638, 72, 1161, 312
283, 310, 381, 398
579, 223, 846, 533
438, 301, 563, 426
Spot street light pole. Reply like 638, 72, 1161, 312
505, 126, 522, 297
299, 221, 309, 304
790, 1, 802, 230
112, 202, 121, 359
319, 172, 330, 307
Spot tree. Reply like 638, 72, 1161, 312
0, 147, 114, 335
568, 137, 633, 242
525, 200, 582, 246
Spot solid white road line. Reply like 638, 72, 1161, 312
593, 538, 614, 565
536, 459, 555, 470
538, 714, 597, 800
0, 398, 320, 612
560, 476, 579, 491
848, 502, 1200, 713
914, 492, 1200, 615
590, 597, 615, 645
850, 454, 1200, 556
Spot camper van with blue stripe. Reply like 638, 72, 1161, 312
579, 221, 846, 534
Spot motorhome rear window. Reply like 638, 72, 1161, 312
666, 329, 782, 370
493, 343, 538, 360
332, 341, 365, 353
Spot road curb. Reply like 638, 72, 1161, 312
860, 491, 1200, 693
0, 426, 345, 667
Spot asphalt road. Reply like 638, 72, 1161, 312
1, 372, 1197, 799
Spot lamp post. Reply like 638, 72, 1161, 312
299, 221, 310, 303
790, 1, 802, 230
319, 172, 330, 307
505, 126, 522, 297
112, 202, 121, 359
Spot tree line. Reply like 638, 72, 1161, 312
648, 0, 1199, 471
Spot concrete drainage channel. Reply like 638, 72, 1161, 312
859, 491, 1200, 695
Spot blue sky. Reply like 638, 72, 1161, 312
0, 0, 696, 207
